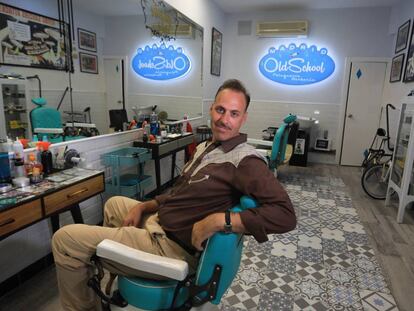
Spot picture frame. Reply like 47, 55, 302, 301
390, 54, 405, 83
79, 52, 98, 74
78, 28, 97, 52
395, 20, 411, 53
0, 3, 71, 71
404, 23, 414, 83
210, 27, 222, 76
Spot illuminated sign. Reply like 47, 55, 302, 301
259, 43, 335, 85
132, 43, 191, 80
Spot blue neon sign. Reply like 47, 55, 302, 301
259, 43, 335, 85
132, 43, 191, 80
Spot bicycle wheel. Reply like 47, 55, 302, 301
361, 163, 389, 200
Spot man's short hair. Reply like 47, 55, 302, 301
214, 79, 251, 111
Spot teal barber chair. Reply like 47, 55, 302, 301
30, 98, 84, 143
254, 114, 298, 174
30, 97, 64, 143
88, 196, 258, 311
269, 114, 298, 171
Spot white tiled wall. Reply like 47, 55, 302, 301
202, 99, 341, 151
127, 93, 203, 121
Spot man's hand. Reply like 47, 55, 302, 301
122, 203, 144, 227
191, 213, 222, 251
122, 200, 160, 227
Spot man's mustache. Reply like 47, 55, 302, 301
214, 121, 231, 130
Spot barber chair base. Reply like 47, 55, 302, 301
107, 278, 217, 311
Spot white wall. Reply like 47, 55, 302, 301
220, 7, 393, 149
164, 0, 226, 100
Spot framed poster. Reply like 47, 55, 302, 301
0, 3, 70, 71
77, 28, 97, 52
210, 27, 222, 76
79, 52, 98, 74
390, 54, 405, 83
404, 23, 414, 83
395, 20, 411, 53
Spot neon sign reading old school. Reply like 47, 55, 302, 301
132, 43, 191, 80
259, 43, 335, 85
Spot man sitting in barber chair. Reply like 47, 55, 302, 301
52, 79, 296, 311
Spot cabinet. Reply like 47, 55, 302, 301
0, 78, 30, 141
386, 102, 414, 223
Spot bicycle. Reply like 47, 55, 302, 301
361, 104, 396, 200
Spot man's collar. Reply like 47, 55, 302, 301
206, 133, 247, 153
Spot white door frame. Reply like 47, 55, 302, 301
335, 57, 390, 165
103, 55, 129, 108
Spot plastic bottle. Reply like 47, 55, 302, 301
14, 158, 26, 177
13, 138, 24, 161
40, 142, 53, 175
150, 111, 159, 135
5, 137, 15, 178
25, 153, 42, 176
137, 111, 145, 128
182, 114, 188, 134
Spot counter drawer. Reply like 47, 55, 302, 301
44, 174, 104, 216
0, 200, 42, 237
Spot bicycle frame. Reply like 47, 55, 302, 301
362, 104, 396, 169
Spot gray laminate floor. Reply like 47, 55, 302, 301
0, 164, 413, 311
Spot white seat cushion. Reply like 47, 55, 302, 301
97, 239, 189, 281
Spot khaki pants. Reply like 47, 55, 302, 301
52, 196, 196, 311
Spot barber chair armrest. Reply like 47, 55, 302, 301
34, 127, 64, 134
96, 239, 189, 281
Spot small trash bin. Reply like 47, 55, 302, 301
290, 129, 309, 167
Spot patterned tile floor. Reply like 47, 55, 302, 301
219, 174, 399, 311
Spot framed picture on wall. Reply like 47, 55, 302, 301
79, 52, 98, 74
0, 3, 71, 71
211, 27, 222, 76
404, 23, 414, 82
78, 28, 97, 52
395, 20, 411, 53
390, 54, 405, 83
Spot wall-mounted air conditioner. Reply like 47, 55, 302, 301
256, 20, 308, 38
151, 24, 194, 38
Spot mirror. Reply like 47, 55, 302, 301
0, 0, 203, 142
73, 0, 203, 135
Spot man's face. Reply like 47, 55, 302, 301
210, 89, 248, 142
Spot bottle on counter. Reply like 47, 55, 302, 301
25, 153, 43, 177
27, 152, 43, 183
182, 114, 188, 134
14, 158, 26, 178
0, 151, 11, 183
4, 137, 15, 178
137, 111, 145, 128
39, 142, 53, 175
13, 138, 24, 161
150, 111, 159, 135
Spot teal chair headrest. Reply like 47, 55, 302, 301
31, 97, 47, 106
284, 114, 297, 124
